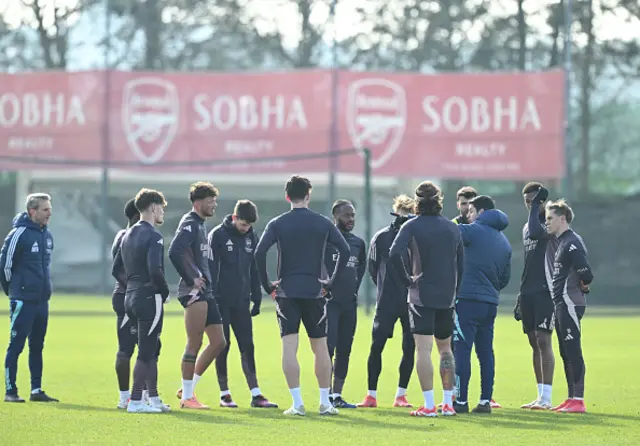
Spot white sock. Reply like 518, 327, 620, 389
182, 379, 194, 400
537, 383, 543, 398
119, 390, 130, 401
220, 390, 230, 398
443, 390, 454, 406
396, 387, 407, 398
290, 387, 303, 408
193, 373, 202, 389
31, 388, 41, 395
422, 390, 435, 409
574, 397, 583, 401
368, 390, 377, 398
479, 399, 490, 405
332, 393, 341, 400
320, 388, 331, 406
250, 387, 262, 398
542, 384, 552, 402
142, 390, 149, 400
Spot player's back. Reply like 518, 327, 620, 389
121, 221, 164, 296
266, 208, 342, 299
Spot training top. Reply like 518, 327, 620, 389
389, 214, 464, 309
111, 229, 127, 295
168, 211, 213, 299
254, 207, 350, 299
549, 229, 594, 307
521, 200, 558, 297
324, 229, 366, 305
114, 220, 170, 301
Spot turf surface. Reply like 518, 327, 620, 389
0, 296, 638, 445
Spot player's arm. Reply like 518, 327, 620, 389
148, 233, 170, 300
456, 238, 465, 295
355, 238, 367, 293
206, 229, 221, 297
168, 222, 197, 287
389, 223, 413, 287
458, 223, 479, 246
111, 246, 126, 287
0, 229, 22, 295
527, 201, 547, 239
326, 224, 350, 286
367, 234, 381, 286
569, 240, 594, 286
254, 219, 278, 294
250, 232, 262, 306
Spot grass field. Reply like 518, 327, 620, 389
0, 296, 639, 445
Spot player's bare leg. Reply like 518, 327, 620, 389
179, 301, 208, 409
281, 334, 305, 415
411, 334, 437, 417
530, 331, 555, 409
435, 337, 456, 416
194, 323, 226, 376
522, 331, 543, 408
309, 336, 337, 415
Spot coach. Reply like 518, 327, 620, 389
0, 193, 59, 403
453, 195, 511, 414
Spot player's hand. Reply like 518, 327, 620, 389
514, 294, 522, 321
250, 302, 261, 317
534, 187, 549, 204
579, 280, 590, 293
269, 280, 281, 300
193, 277, 206, 290
409, 273, 423, 285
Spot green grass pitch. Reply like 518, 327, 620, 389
0, 296, 639, 445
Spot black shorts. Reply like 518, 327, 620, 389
178, 294, 222, 326
219, 304, 254, 352
372, 301, 410, 339
555, 304, 585, 357
275, 297, 327, 339
124, 293, 164, 362
521, 292, 555, 334
408, 304, 454, 339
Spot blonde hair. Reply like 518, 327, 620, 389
546, 199, 574, 223
392, 194, 415, 214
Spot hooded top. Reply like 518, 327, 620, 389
0, 212, 54, 301
457, 209, 512, 305
207, 214, 262, 307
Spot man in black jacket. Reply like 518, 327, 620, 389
1, 193, 58, 403
357, 195, 416, 409
389, 181, 464, 418
208, 200, 277, 409
169, 182, 226, 410
324, 199, 366, 409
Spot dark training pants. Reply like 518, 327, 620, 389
555, 303, 586, 399
215, 303, 257, 392
327, 301, 357, 387
5, 299, 49, 395
454, 299, 497, 403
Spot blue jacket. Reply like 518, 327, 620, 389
0, 212, 54, 302
456, 209, 512, 305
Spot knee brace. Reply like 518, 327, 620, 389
116, 350, 133, 360
182, 353, 197, 364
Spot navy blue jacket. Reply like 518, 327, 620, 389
324, 229, 366, 305
255, 207, 350, 299
0, 212, 54, 302
457, 210, 512, 305
208, 215, 262, 307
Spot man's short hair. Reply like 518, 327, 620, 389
189, 182, 219, 203
234, 199, 258, 224
415, 181, 443, 216
546, 199, 574, 223
134, 188, 167, 212
124, 198, 140, 222
469, 195, 496, 212
522, 181, 544, 195
285, 175, 312, 202
392, 194, 415, 214
25, 193, 51, 211
332, 199, 352, 216
456, 186, 477, 200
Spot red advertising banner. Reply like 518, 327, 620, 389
0, 69, 565, 179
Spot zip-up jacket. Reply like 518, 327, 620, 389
521, 200, 557, 296
207, 214, 262, 307
0, 212, 54, 302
